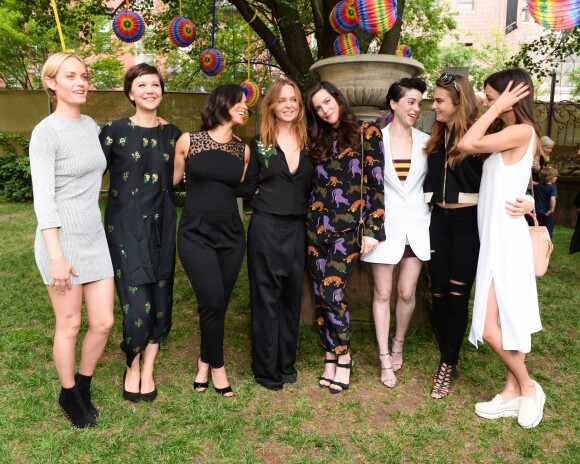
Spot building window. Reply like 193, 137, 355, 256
458, 0, 474, 12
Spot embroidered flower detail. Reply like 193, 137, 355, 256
106, 225, 114, 233
129, 286, 138, 294
116, 269, 122, 279
119, 137, 127, 146
256, 141, 277, 168
152, 173, 159, 184
112, 188, 119, 197
142, 138, 149, 147
104, 136, 113, 146
132, 151, 141, 161
145, 302, 151, 313
144, 173, 151, 183
163, 153, 170, 162
170, 139, 176, 147
122, 304, 129, 314
151, 138, 158, 148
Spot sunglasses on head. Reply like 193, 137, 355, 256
440, 72, 459, 93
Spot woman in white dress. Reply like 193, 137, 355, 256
362, 78, 430, 388
458, 68, 544, 429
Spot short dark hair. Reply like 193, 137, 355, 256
123, 63, 165, 106
201, 84, 245, 131
385, 77, 427, 114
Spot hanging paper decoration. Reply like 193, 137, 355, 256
241, 81, 262, 108
113, 9, 146, 43
333, 33, 361, 56
355, 0, 398, 34
200, 0, 225, 76
330, 1, 359, 33
200, 48, 226, 76
526, 0, 580, 31
169, 16, 196, 47
376, 110, 393, 126
395, 44, 412, 58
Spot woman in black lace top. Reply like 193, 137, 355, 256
174, 85, 250, 397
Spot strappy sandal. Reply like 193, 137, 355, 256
214, 385, 234, 397
329, 358, 353, 395
194, 357, 209, 392
391, 336, 404, 372
431, 362, 454, 399
317, 358, 338, 388
379, 352, 397, 388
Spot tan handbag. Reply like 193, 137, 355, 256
527, 212, 553, 277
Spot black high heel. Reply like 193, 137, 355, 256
214, 385, 234, 397
329, 358, 353, 395
140, 377, 158, 403
75, 372, 99, 419
317, 358, 338, 388
122, 369, 140, 402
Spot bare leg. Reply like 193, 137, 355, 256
49, 286, 83, 388
371, 263, 396, 386
125, 354, 141, 393
482, 280, 536, 400
140, 343, 159, 394
211, 366, 234, 397
78, 278, 114, 376
329, 352, 352, 393
392, 257, 423, 370
195, 357, 210, 391
318, 352, 337, 388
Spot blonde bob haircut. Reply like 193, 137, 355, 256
41, 52, 87, 101
259, 78, 307, 150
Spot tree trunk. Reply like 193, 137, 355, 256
379, 0, 405, 55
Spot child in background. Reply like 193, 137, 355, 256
535, 167, 558, 238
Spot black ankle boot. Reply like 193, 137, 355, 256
75, 373, 99, 420
58, 385, 96, 428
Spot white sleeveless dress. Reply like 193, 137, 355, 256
469, 125, 541, 353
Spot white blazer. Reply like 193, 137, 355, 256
362, 124, 431, 264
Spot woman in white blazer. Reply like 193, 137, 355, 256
362, 78, 430, 388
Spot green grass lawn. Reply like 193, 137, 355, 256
0, 202, 578, 463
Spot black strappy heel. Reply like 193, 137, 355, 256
317, 358, 338, 388
329, 358, 353, 394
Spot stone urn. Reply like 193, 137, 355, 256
301, 54, 432, 329
310, 54, 425, 120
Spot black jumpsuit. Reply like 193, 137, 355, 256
177, 131, 246, 369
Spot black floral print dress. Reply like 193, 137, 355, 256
100, 119, 181, 367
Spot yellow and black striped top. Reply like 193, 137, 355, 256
393, 159, 411, 181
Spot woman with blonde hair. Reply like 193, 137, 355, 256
238, 78, 313, 390
29, 52, 114, 428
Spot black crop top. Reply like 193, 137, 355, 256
423, 130, 483, 204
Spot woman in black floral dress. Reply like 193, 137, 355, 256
174, 85, 249, 397
100, 64, 181, 402
305, 81, 386, 394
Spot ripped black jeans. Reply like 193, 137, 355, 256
428, 205, 479, 366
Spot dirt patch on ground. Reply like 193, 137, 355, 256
0, 211, 30, 222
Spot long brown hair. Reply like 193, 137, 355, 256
483, 68, 543, 154
259, 78, 307, 150
305, 81, 359, 163
425, 74, 479, 167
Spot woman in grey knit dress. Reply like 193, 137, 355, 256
29, 52, 114, 428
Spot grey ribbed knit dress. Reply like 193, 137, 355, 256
29, 113, 113, 285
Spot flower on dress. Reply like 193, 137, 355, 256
256, 140, 277, 168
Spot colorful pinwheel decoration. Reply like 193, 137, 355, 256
526, 0, 580, 30
333, 33, 361, 56
355, 0, 398, 34
112, 5, 146, 43
330, 1, 359, 33
169, 16, 196, 48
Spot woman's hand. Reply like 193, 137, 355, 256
505, 195, 534, 218
490, 80, 530, 115
49, 256, 78, 294
360, 236, 379, 257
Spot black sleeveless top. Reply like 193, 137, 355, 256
182, 131, 245, 215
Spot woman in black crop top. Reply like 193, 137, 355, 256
174, 85, 250, 397
238, 79, 313, 391
424, 73, 482, 399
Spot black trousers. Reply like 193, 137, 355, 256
428, 205, 479, 366
248, 211, 305, 389
178, 211, 245, 368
